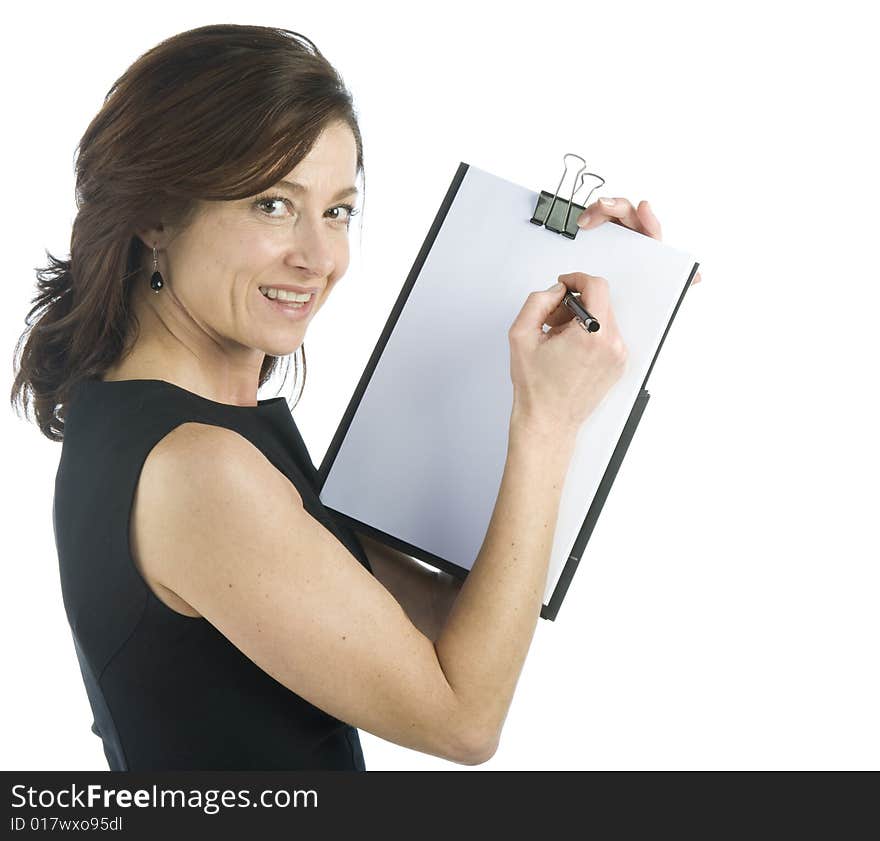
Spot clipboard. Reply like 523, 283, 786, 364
316, 157, 699, 621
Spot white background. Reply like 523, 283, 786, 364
2, 0, 877, 771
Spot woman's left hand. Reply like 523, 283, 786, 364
577, 197, 703, 286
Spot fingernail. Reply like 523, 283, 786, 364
546, 281, 564, 291
598, 197, 615, 207
577, 213, 591, 228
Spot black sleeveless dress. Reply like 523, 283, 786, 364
52, 377, 373, 771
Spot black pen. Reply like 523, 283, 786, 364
562, 291, 601, 332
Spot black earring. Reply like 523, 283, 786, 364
150, 245, 164, 293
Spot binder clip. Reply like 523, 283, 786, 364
530, 154, 605, 239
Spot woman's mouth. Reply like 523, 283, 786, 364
258, 286, 317, 320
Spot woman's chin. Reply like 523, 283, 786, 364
261, 337, 305, 357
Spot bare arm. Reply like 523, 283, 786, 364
351, 415, 576, 752
434, 416, 576, 752
141, 418, 573, 764
353, 418, 567, 705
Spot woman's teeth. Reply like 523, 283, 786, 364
259, 286, 313, 303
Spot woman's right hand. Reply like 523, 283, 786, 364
507, 272, 628, 438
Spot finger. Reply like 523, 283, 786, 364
556, 272, 612, 323
549, 311, 609, 343
542, 284, 611, 329
577, 197, 643, 234
690, 271, 703, 285
509, 280, 571, 343
543, 300, 574, 328
547, 280, 623, 339
637, 200, 662, 241
538, 296, 573, 333
546, 317, 580, 337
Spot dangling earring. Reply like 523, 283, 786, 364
150, 245, 164, 293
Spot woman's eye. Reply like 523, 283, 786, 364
254, 196, 360, 227
255, 196, 291, 218
327, 204, 360, 226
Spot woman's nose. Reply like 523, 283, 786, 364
286, 215, 336, 278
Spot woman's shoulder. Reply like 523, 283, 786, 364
132, 420, 290, 619
148, 419, 280, 475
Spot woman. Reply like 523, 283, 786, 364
11, 24, 701, 770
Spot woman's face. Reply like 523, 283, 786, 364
159, 120, 359, 361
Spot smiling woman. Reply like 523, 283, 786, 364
10, 21, 624, 776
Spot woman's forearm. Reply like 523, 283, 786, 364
434, 418, 576, 752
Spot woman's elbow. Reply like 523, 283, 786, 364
448, 723, 499, 766
460, 736, 499, 766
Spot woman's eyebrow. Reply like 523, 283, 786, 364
275, 180, 359, 202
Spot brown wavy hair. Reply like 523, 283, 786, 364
10, 23, 365, 441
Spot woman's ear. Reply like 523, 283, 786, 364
134, 223, 166, 251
